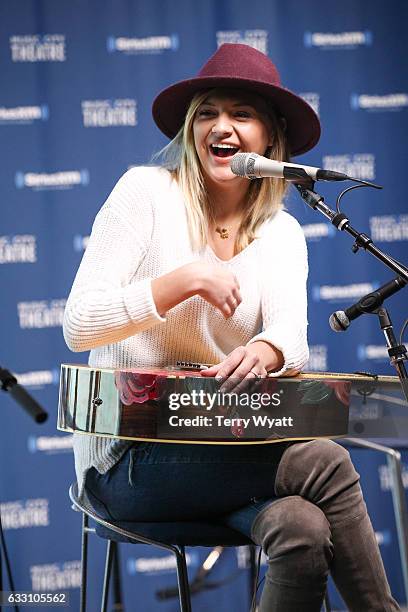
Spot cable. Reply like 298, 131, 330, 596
400, 318, 408, 346
335, 183, 369, 213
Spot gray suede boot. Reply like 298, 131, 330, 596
251, 495, 333, 611
273, 439, 400, 611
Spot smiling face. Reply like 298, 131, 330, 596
192, 89, 274, 189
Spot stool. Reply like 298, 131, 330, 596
69, 482, 253, 612
69, 483, 333, 611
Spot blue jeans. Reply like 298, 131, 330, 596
85, 441, 288, 538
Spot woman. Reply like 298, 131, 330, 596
63, 44, 399, 610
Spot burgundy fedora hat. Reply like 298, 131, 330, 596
152, 43, 320, 156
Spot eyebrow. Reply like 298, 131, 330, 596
200, 100, 257, 108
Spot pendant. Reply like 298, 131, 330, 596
215, 227, 229, 239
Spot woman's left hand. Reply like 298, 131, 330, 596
201, 345, 267, 393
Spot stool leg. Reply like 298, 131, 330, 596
174, 546, 192, 612
80, 513, 89, 612
323, 590, 331, 611
101, 540, 115, 612
112, 544, 124, 611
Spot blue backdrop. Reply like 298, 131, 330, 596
1, 1, 407, 609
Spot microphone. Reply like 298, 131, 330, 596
230, 152, 350, 182
329, 277, 407, 332
0, 366, 48, 423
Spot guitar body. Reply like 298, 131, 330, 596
55, 363, 377, 444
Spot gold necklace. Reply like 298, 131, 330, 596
215, 226, 229, 240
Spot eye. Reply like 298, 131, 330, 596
234, 110, 252, 119
196, 108, 215, 118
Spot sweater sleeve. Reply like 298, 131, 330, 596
63, 168, 166, 352
247, 212, 309, 376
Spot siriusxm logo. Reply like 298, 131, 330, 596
299, 92, 320, 116
216, 30, 268, 54
357, 344, 389, 361
312, 282, 378, 302
323, 153, 375, 181
107, 34, 179, 54
379, 463, 408, 492
0, 234, 37, 264
127, 551, 197, 576
17, 299, 66, 329
10, 34, 66, 62
73, 234, 90, 252
351, 93, 408, 111
370, 214, 408, 242
0, 498, 49, 530
0, 105, 49, 124
28, 435, 73, 454
304, 345, 328, 372
15, 369, 59, 388
15, 170, 89, 190
304, 30, 373, 49
302, 223, 335, 241
82, 99, 137, 127
30, 561, 81, 591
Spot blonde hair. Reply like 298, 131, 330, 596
156, 88, 290, 254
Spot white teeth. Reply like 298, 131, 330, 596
211, 144, 239, 149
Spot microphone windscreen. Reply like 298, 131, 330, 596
230, 153, 248, 177
329, 311, 350, 332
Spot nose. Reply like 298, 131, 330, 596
211, 113, 233, 137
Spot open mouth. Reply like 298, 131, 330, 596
210, 144, 240, 158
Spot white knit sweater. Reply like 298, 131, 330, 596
63, 166, 309, 493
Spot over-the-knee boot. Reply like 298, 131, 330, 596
274, 439, 400, 611
251, 495, 333, 612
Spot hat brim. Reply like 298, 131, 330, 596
152, 76, 320, 156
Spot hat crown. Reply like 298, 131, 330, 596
198, 43, 281, 87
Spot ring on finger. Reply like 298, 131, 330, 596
250, 369, 262, 379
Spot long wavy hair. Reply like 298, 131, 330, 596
155, 88, 290, 254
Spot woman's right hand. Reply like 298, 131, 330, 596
189, 262, 242, 318
151, 262, 242, 318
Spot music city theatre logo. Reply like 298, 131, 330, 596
107, 34, 179, 54
322, 153, 375, 181
0, 498, 49, 530
15, 170, 89, 190
81, 99, 137, 127
351, 93, 408, 111
369, 215, 408, 242
0, 235, 37, 264
216, 30, 268, 54
30, 561, 81, 591
17, 299, 66, 329
312, 282, 379, 303
304, 30, 373, 49
0, 105, 49, 125
10, 34, 66, 62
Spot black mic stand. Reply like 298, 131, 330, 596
293, 181, 408, 402
0, 366, 49, 611
293, 181, 408, 599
